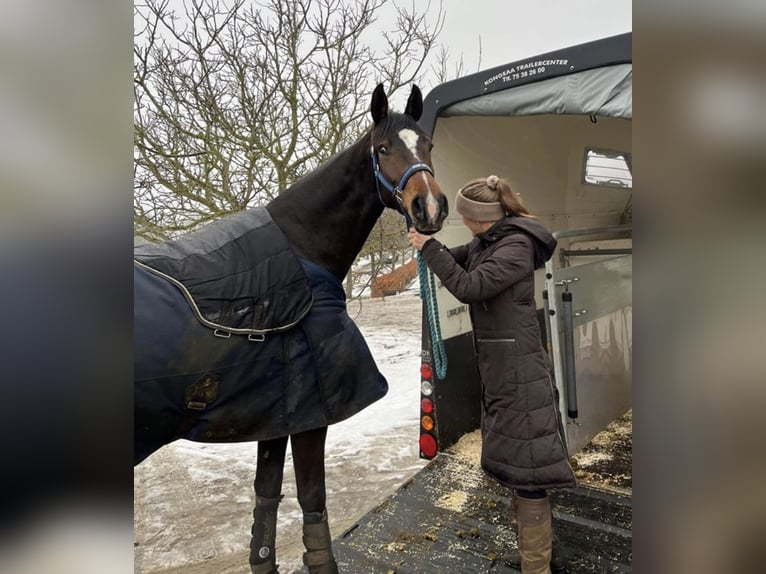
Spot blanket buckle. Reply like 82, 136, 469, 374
213, 329, 232, 339
179, 373, 220, 436
248, 333, 266, 342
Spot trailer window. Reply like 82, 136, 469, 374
583, 149, 632, 189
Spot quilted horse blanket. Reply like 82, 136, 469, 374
134, 208, 388, 455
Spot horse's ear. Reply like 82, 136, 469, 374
405, 85, 423, 121
371, 83, 388, 124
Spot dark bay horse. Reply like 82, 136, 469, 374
134, 84, 447, 574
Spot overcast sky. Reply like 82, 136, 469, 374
375, 0, 631, 104
434, 0, 630, 76
438, 0, 631, 70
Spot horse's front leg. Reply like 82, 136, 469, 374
291, 426, 338, 574
250, 436, 288, 574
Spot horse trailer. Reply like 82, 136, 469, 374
334, 32, 632, 572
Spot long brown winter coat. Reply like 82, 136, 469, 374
421, 216, 576, 490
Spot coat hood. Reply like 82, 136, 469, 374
479, 216, 557, 269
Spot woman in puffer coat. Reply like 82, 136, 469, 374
408, 175, 576, 574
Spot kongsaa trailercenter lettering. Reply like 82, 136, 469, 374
484, 59, 569, 86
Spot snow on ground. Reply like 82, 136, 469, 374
134, 292, 428, 574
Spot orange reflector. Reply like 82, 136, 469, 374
420, 363, 432, 379
421, 415, 434, 431
420, 433, 437, 458
421, 398, 434, 414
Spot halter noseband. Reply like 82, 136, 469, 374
371, 147, 433, 228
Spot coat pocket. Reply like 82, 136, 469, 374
475, 338, 518, 400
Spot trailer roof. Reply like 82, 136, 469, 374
420, 32, 632, 134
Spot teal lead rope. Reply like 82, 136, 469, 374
371, 148, 446, 378
417, 251, 448, 379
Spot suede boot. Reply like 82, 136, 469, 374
505, 493, 567, 573
513, 493, 554, 574
504, 536, 567, 573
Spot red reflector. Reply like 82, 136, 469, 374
421, 398, 434, 413
420, 433, 437, 458
420, 363, 432, 379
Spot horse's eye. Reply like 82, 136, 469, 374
378, 145, 389, 155
429, 143, 434, 151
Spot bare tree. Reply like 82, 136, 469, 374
344, 209, 413, 298
134, 0, 444, 241
431, 45, 464, 84
431, 34, 484, 83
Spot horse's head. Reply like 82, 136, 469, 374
369, 84, 448, 235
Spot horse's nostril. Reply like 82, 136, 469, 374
411, 196, 426, 219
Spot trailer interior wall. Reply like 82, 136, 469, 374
430, 112, 632, 315
427, 111, 632, 454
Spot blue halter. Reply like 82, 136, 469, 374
371, 148, 433, 229
370, 148, 448, 379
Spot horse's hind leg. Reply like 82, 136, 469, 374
249, 436, 288, 574
291, 426, 338, 574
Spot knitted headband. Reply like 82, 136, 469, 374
455, 189, 504, 222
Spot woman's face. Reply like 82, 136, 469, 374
462, 216, 493, 236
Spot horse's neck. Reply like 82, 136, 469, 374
266, 138, 385, 280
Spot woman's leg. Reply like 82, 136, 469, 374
514, 489, 554, 574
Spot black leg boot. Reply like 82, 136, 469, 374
302, 509, 338, 574
249, 494, 283, 574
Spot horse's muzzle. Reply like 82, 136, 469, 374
410, 193, 448, 235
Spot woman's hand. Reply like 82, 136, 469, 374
407, 228, 433, 251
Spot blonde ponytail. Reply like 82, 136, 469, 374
459, 176, 535, 219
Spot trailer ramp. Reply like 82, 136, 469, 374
333, 413, 632, 573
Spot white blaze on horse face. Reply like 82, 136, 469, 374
423, 171, 439, 220
398, 129, 440, 221
398, 129, 422, 162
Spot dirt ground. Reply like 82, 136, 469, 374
135, 434, 423, 574
135, 411, 633, 574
